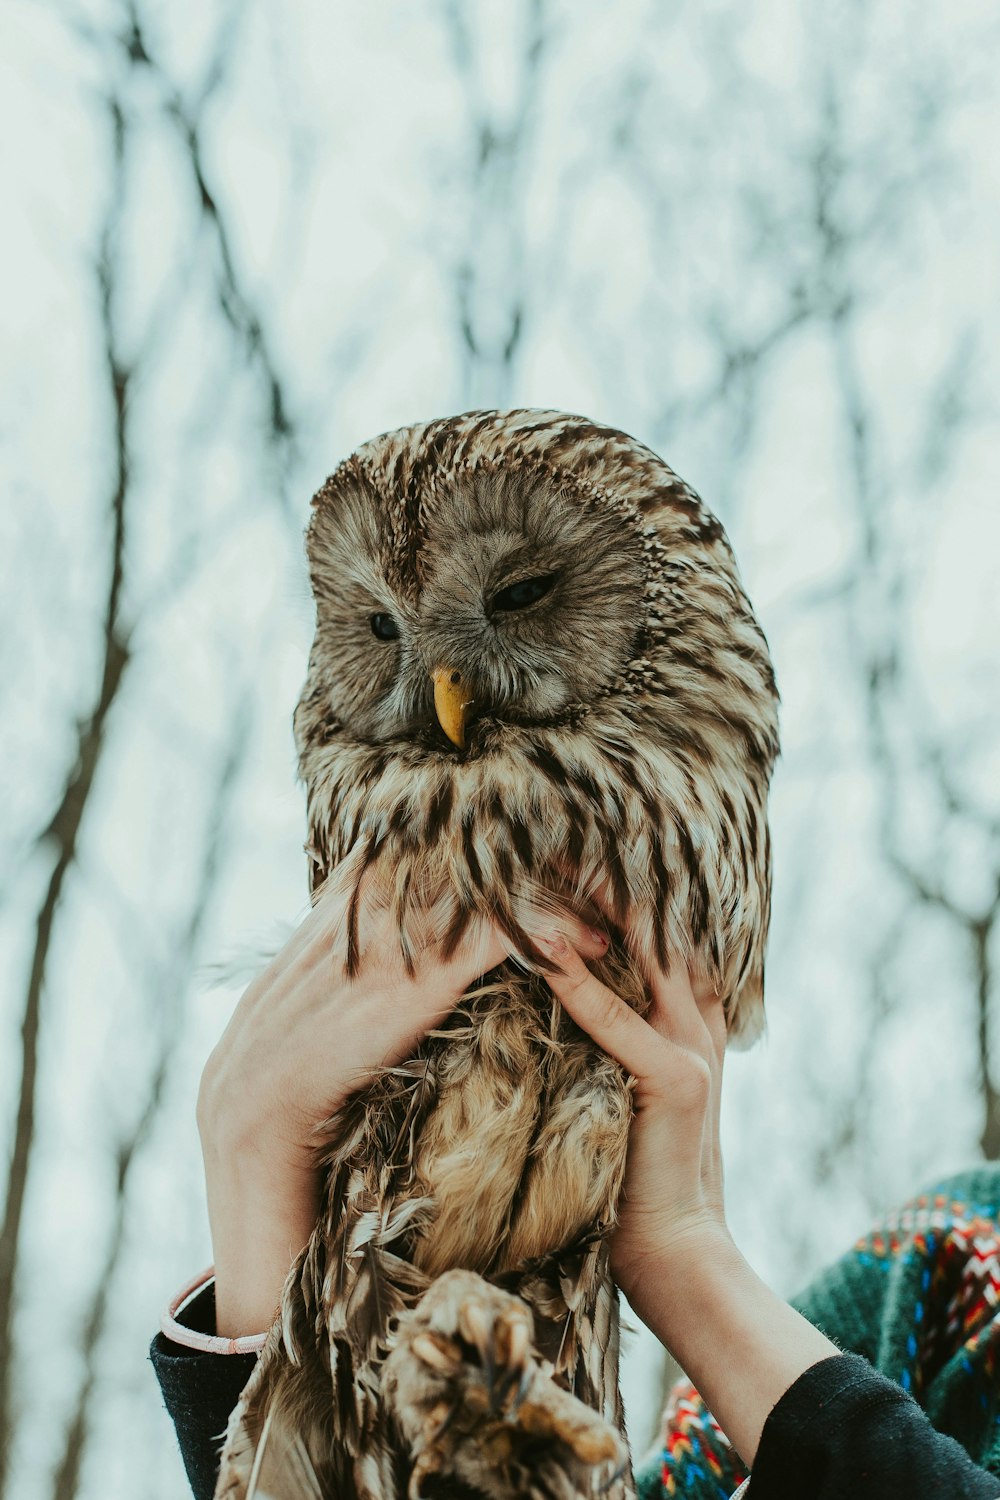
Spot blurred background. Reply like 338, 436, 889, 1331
2, 0, 1000, 1495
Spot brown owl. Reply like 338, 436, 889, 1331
214, 409, 779, 1500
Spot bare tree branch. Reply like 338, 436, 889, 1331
806, 59, 1000, 1159
440, 0, 550, 405
0, 92, 133, 1500
117, 1, 301, 513
48, 695, 253, 1500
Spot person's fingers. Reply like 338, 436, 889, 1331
428, 903, 610, 990
522, 907, 612, 962
435, 916, 512, 989
644, 959, 703, 1047
687, 975, 727, 1073
644, 952, 728, 1064
278, 861, 615, 1040
534, 932, 700, 1099
419, 908, 611, 1024
552, 862, 726, 1060
698, 985, 728, 1062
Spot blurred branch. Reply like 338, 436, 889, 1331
651, 300, 812, 462
833, 318, 1000, 1157
48, 694, 253, 1500
807, 61, 1000, 1159
0, 94, 133, 1500
66, 0, 301, 509
441, 0, 549, 404
117, 0, 301, 513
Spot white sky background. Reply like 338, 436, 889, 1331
2, 0, 1000, 1495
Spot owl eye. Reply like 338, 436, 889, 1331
370, 612, 400, 641
490, 574, 556, 613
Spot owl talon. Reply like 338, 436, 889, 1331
411, 1331, 460, 1375
506, 1361, 535, 1417
385, 1269, 628, 1499
460, 1299, 499, 1406
429, 1397, 460, 1444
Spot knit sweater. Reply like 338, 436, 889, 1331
637, 1166, 1000, 1497
150, 1167, 1000, 1498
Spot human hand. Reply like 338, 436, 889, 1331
533, 932, 731, 1321
196, 873, 608, 1335
535, 933, 843, 1468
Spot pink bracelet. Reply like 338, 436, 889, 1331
160, 1266, 269, 1355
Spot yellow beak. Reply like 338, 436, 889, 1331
432, 666, 475, 748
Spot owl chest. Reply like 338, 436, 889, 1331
399, 981, 632, 1280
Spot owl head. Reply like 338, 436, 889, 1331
294, 409, 779, 1045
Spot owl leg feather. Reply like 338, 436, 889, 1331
384, 1269, 626, 1500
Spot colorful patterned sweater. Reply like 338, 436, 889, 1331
151, 1168, 1000, 1498
633, 1166, 1000, 1497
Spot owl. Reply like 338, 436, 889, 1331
214, 409, 779, 1500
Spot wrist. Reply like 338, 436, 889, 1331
618, 1221, 739, 1331
202, 1133, 320, 1338
161, 1267, 269, 1354
630, 1231, 840, 1468
197, 1047, 303, 1166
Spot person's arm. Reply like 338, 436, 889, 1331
152, 876, 609, 1495
149, 1278, 258, 1500
193, 870, 535, 1338
628, 1227, 839, 1472
537, 930, 838, 1470
539, 933, 1000, 1496
748, 1351, 1000, 1498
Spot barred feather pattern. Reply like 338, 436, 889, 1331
213, 409, 780, 1500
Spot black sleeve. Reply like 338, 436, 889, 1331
148, 1283, 258, 1500
749, 1353, 1000, 1499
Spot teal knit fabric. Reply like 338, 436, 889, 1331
634, 1168, 1000, 1498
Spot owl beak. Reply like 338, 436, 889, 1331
431, 666, 475, 748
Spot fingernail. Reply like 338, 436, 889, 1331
588, 927, 609, 948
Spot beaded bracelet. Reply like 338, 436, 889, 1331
160, 1266, 269, 1355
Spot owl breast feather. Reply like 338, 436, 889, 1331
299, 700, 770, 1047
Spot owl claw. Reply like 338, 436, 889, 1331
428, 1397, 461, 1444
459, 1298, 499, 1406
384, 1269, 629, 1500
507, 1362, 535, 1417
